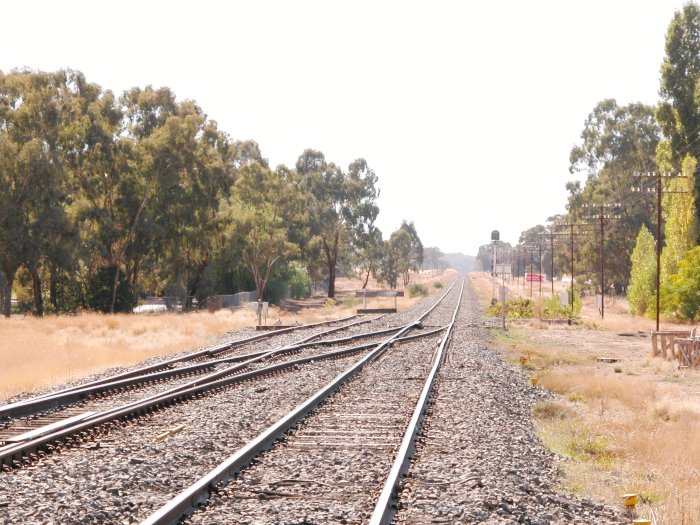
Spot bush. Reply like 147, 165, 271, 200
487, 297, 534, 318
51, 275, 86, 313
408, 283, 429, 297
264, 261, 311, 303
433, 281, 443, 289
86, 266, 138, 313
541, 294, 581, 319
287, 261, 311, 299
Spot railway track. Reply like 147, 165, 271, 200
0, 315, 388, 447
141, 279, 463, 525
0, 279, 629, 524
0, 324, 412, 470
0, 314, 365, 423
0, 283, 457, 474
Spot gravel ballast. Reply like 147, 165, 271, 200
392, 279, 625, 525
0, 290, 453, 524
0, 279, 623, 524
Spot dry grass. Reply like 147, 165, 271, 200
0, 309, 261, 401
472, 271, 700, 524
0, 269, 458, 402
0, 303, 363, 401
534, 370, 700, 524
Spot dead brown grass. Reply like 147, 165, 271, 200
0, 269, 458, 402
535, 369, 700, 524
472, 271, 700, 524
0, 309, 261, 401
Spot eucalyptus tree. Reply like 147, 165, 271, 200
0, 69, 80, 316
224, 162, 303, 323
398, 220, 423, 285
354, 225, 384, 289
657, 2, 700, 236
146, 115, 234, 308
104, 87, 216, 312
567, 99, 660, 291
376, 227, 413, 290
296, 150, 379, 298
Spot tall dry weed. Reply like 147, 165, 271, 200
1, 309, 265, 400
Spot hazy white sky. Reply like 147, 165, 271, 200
0, 1, 690, 255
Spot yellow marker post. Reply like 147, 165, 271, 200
622, 493, 638, 510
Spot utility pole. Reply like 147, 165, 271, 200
570, 223, 574, 311
581, 203, 621, 320
552, 223, 593, 317
549, 229, 555, 296
538, 243, 542, 298
530, 248, 533, 298
633, 172, 689, 331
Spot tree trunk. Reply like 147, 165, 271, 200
131, 254, 141, 288
2, 268, 16, 318
49, 265, 58, 310
362, 265, 372, 289
186, 258, 208, 311
325, 230, 340, 299
110, 265, 122, 314
30, 267, 44, 317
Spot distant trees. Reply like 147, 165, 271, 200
565, 99, 659, 292
503, 3, 700, 323
376, 221, 424, 289
296, 151, 379, 299
0, 68, 388, 316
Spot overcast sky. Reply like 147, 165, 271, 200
0, 1, 690, 255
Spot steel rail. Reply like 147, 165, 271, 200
0, 315, 370, 420
139, 279, 459, 525
369, 278, 464, 525
0, 324, 445, 468
14, 314, 361, 404
0, 305, 443, 468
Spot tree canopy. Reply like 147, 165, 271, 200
0, 68, 415, 317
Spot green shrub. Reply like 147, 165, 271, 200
541, 293, 581, 319
264, 261, 311, 303
433, 281, 443, 289
286, 261, 311, 299
51, 276, 86, 313
487, 297, 534, 318
408, 283, 429, 297
664, 246, 700, 320
628, 225, 656, 315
